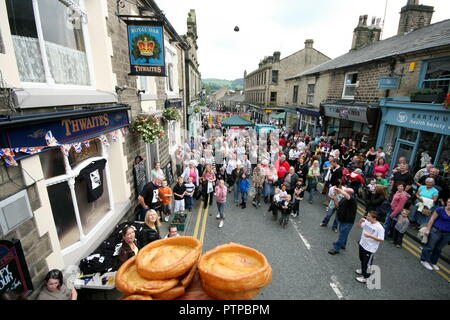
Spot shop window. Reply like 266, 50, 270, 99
413, 131, 441, 171
420, 57, 450, 93
399, 127, 418, 142
40, 148, 66, 179
68, 139, 101, 168
307, 84, 315, 105
383, 125, 397, 164
75, 169, 110, 235
436, 136, 450, 175
6, 0, 91, 86
47, 181, 79, 250
342, 72, 358, 99
43, 137, 111, 250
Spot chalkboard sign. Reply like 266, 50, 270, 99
0, 239, 33, 295
164, 161, 174, 186
133, 157, 149, 197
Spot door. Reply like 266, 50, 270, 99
390, 140, 415, 170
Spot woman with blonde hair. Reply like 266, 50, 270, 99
306, 160, 321, 204
139, 209, 161, 246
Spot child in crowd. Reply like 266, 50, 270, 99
279, 184, 288, 201
292, 180, 305, 218
239, 173, 251, 209
392, 208, 410, 248
279, 194, 293, 228
356, 211, 385, 284
184, 176, 196, 213
173, 176, 186, 214
368, 179, 377, 194
269, 187, 282, 221
158, 179, 173, 222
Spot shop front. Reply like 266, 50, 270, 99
0, 105, 132, 267
376, 97, 450, 173
295, 106, 322, 136
320, 102, 380, 148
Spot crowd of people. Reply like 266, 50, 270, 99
136, 119, 449, 282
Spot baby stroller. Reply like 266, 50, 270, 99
279, 201, 293, 228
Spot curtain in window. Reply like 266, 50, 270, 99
45, 41, 90, 85
11, 35, 46, 82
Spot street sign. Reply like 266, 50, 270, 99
378, 77, 400, 90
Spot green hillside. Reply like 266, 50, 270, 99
203, 78, 243, 94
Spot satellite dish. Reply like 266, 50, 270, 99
234, 26, 240, 32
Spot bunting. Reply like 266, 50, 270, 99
1, 129, 124, 167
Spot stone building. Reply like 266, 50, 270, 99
244, 40, 330, 123
0, 0, 195, 298
287, 0, 449, 172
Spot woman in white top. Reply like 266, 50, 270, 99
151, 162, 165, 184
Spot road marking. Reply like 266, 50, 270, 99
330, 276, 345, 300
193, 201, 204, 239
199, 203, 209, 244
290, 219, 311, 250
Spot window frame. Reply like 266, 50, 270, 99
293, 85, 299, 104
418, 56, 450, 92
342, 72, 358, 100
11, 0, 95, 90
43, 137, 113, 252
307, 84, 315, 105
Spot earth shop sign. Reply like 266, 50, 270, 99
392, 110, 450, 133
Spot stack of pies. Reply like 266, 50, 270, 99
198, 243, 272, 300
116, 236, 201, 300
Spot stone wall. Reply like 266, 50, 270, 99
0, 164, 51, 299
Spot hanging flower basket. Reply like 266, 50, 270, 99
162, 107, 181, 121
130, 115, 164, 144
193, 106, 201, 113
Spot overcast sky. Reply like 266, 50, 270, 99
158, 0, 450, 80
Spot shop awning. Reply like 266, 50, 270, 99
295, 107, 320, 117
221, 115, 255, 127
271, 112, 286, 120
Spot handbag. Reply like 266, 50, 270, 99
207, 181, 214, 193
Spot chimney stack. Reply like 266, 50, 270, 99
304, 39, 314, 49
397, 0, 434, 36
273, 51, 281, 62
351, 14, 382, 51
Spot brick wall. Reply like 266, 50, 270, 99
0, 163, 51, 299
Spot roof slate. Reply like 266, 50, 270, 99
287, 19, 450, 79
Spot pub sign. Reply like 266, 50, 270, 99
126, 21, 166, 77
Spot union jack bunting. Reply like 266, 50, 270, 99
0, 148, 18, 166
72, 142, 83, 153
83, 140, 90, 149
99, 135, 109, 146
45, 131, 59, 147
120, 127, 129, 137
60, 144, 72, 157
109, 130, 119, 142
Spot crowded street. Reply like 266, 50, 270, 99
1, 0, 449, 308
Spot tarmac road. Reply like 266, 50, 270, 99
185, 186, 450, 300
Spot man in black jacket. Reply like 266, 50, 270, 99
137, 178, 162, 221
329, 187, 358, 255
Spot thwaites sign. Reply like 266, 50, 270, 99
126, 21, 166, 77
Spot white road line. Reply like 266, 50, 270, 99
290, 219, 311, 250
330, 276, 345, 300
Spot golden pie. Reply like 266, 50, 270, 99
115, 256, 179, 295
198, 243, 272, 292
120, 294, 153, 300
137, 236, 202, 280
201, 279, 260, 300
152, 285, 185, 300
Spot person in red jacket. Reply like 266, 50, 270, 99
348, 168, 365, 197
275, 155, 291, 181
